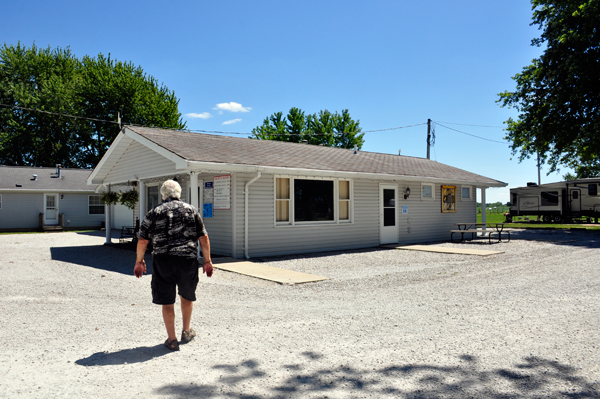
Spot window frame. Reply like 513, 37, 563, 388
0, 194, 2, 209
421, 183, 435, 200
274, 176, 353, 226
461, 186, 473, 201
88, 195, 105, 215
441, 185, 457, 213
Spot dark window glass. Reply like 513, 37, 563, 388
572, 191, 579, 200
384, 208, 396, 226
541, 191, 559, 206
512, 193, 517, 205
383, 189, 396, 226
294, 180, 334, 222
383, 189, 395, 207
589, 184, 598, 196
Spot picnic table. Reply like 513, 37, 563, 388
450, 222, 510, 243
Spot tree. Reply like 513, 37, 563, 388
250, 107, 365, 149
497, 1, 600, 178
0, 43, 186, 168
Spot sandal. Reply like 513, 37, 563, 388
181, 328, 196, 343
164, 338, 180, 351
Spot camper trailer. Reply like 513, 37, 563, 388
508, 179, 600, 223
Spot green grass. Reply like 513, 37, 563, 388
476, 212, 600, 230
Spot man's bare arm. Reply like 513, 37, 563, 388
199, 235, 213, 277
134, 238, 149, 278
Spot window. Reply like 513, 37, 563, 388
589, 184, 598, 196
276, 178, 290, 222
461, 186, 472, 201
0, 194, 2, 209
511, 193, 517, 206
441, 185, 457, 212
275, 177, 352, 225
541, 191, 559, 206
339, 180, 350, 221
89, 195, 105, 215
421, 183, 434, 200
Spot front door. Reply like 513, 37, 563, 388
380, 184, 398, 244
44, 194, 59, 225
570, 189, 581, 213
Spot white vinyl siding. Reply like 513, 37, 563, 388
104, 141, 178, 183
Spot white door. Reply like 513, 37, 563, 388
570, 189, 581, 213
44, 194, 59, 225
380, 184, 398, 244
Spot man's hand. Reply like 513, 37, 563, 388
202, 261, 214, 278
134, 260, 147, 278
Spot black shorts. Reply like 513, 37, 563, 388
151, 255, 199, 305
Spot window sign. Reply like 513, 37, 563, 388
213, 175, 231, 210
204, 181, 214, 204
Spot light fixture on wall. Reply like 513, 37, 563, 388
60, 194, 64, 199
404, 187, 411, 199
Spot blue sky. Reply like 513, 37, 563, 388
2, 0, 569, 203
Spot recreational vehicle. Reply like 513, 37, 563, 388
508, 179, 600, 223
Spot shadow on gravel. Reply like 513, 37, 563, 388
510, 229, 600, 249
155, 354, 599, 398
50, 245, 152, 276
75, 344, 171, 366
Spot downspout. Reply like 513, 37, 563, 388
244, 172, 262, 259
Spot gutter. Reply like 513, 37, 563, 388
244, 172, 262, 259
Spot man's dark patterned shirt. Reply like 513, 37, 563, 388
139, 198, 207, 258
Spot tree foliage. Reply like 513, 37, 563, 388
497, 0, 600, 178
250, 107, 365, 149
0, 43, 186, 168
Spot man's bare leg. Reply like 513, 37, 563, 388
162, 304, 177, 342
180, 296, 193, 333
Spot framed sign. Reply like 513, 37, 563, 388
441, 185, 456, 213
213, 175, 231, 210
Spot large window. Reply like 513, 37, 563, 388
275, 177, 352, 224
541, 191, 559, 206
89, 195, 105, 214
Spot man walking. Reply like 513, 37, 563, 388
134, 179, 213, 351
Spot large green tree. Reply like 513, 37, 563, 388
498, 0, 600, 178
250, 107, 365, 149
0, 43, 186, 168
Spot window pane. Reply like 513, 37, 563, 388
294, 180, 334, 222
462, 187, 470, 199
276, 200, 289, 222
541, 191, 559, 206
383, 189, 395, 207
276, 178, 290, 199
589, 184, 598, 196
339, 180, 349, 200
384, 208, 396, 226
339, 201, 349, 220
422, 185, 432, 198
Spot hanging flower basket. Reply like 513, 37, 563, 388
120, 189, 139, 210
100, 191, 120, 205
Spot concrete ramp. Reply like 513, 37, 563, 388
213, 258, 328, 284
386, 244, 504, 257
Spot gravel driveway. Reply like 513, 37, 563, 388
0, 229, 599, 398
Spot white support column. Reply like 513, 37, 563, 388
481, 187, 487, 227
190, 172, 199, 208
139, 180, 146, 222
105, 185, 112, 244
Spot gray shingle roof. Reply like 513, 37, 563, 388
0, 166, 97, 191
128, 126, 506, 186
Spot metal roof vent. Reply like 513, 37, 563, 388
301, 140, 308, 144
32, 174, 38, 180
56, 164, 62, 178
398, 149, 401, 155
354, 145, 358, 154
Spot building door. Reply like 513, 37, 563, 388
380, 184, 398, 244
147, 186, 160, 212
44, 194, 59, 225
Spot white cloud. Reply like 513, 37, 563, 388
222, 119, 242, 125
213, 102, 251, 113
185, 112, 212, 119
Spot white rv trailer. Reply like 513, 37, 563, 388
508, 178, 600, 223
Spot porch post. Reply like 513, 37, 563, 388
481, 187, 487, 227
105, 185, 112, 244
139, 180, 146, 221
190, 172, 199, 208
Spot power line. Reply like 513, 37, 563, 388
434, 120, 504, 128
434, 121, 506, 144
0, 103, 120, 124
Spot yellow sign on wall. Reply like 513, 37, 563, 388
441, 185, 456, 213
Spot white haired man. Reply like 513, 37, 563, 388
134, 179, 213, 351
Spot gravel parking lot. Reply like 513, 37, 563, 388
0, 229, 599, 398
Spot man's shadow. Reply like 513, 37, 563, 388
75, 344, 171, 366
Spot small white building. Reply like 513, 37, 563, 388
88, 126, 506, 258
0, 165, 106, 231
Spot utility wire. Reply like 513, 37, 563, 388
0, 103, 120, 124
434, 120, 504, 128
434, 121, 506, 144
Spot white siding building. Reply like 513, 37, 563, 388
88, 126, 506, 258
